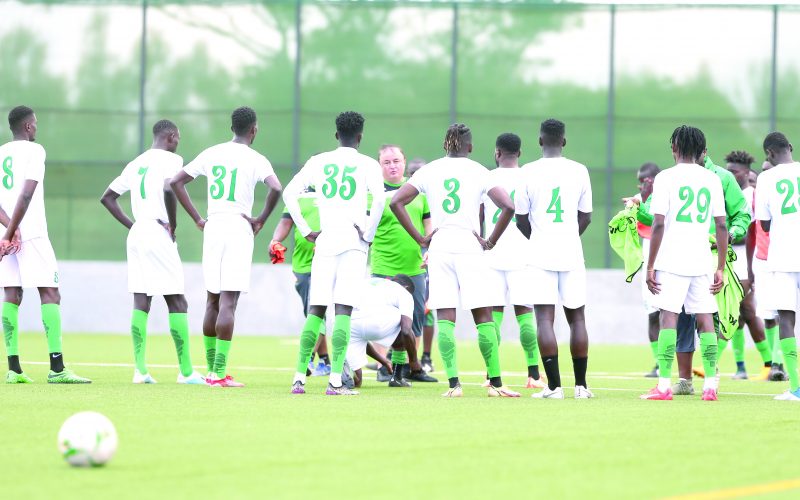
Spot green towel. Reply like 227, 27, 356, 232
710, 237, 744, 340
608, 206, 643, 283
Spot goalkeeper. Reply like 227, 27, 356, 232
270, 187, 330, 376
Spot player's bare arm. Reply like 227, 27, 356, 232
577, 210, 592, 235
390, 183, 435, 247
646, 214, 665, 295
711, 215, 728, 294
0, 179, 37, 256
244, 174, 283, 235
170, 170, 205, 230
745, 222, 756, 283
516, 212, 531, 239
100, 189, 134, 230
393, 315, 425, 373
0, 206, 21, 254
163, 179, 177, 241
269, 217, 294, 262
481, 186, 513, 249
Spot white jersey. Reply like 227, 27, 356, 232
108, 149, 183, 222
649, 163, 726, 276
408, 156, 495, 254
482, 167, 528, 270
352, 277, 414, 320
283, 147, 384, 256
755, 162, 800, 272
515, 157, 592, 271
742, 185, 755, 220
183, 142, 275, 218
0, 140, 48, 241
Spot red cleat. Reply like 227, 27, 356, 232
640, 386, 673, 400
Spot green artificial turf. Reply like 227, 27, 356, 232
3, 332, 798, 500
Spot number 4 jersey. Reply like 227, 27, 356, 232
108, 149, 183, 221
0, 140, 48, 241
754, 161, 800, 272
649, 163, 725, 276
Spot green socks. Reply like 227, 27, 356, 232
649, 340, 658, 365
492, 310, 504, 344
657, 329, 677, 381
766, 325, 783, 364
131, 309, 148, 374
699, 332, 718, 385
716, 337, 729, 362
477, 322, 501, 378
732, 328, 746, 363
169, 313, 193, 377
391, 350, 408, 365
213, 338, 231, 378
3, 302, 19, 357
517, 313, 540, 368
437, 320, 458, 379
755, 340, 772, 365
203, 335, 216, 373
781, 337, 798, 392
41, 303, 63, 354
330, 315, 351, 375
296, 314, 324, 375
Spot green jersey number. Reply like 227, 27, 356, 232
442, 178, 461, 214
492, 189, 516, 223
675, 186, 711, 223
2, 156, 13, 190
777, 178, 800, 215
546, 187, 564, 222
137, 166, 149, 199
210, 165, 238, 201
322, 164, 357, 200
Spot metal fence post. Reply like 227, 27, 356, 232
604, 4, 616, 268
293, 0, 302, 173
449, 2, 458, 125
770, 4, 778, 133
138, 0, 148, 154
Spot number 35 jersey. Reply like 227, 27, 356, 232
183, 142, 275, 218
407, 156, 497, 254
109, 149, 183, 222
755, 161, 800, 272
0, 140, 48, 241
649, 163, 725, 276
284, 146, 384, 257
515, 157, 593, 272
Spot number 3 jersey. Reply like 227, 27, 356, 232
755, 161, 800, 272
0, 140, 48, 241
649, 163, 725, 276
515, 157, 593, 271
407, 156, 497, 255
183, 142, 275, 218
482, 167, 528, 270
283, 146, 384, 257
108, 149, 183, 222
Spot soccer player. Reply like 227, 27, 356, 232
346, 275, 434, 388
481, 132, 545, 389
171, 106, 283, 387
754, 132, 800, 401
515, 119, 593, 399
269, 188, 331, 377
285, 111, 385, 396
100, 119, 205, 385
0, 105, 90, 383
391, 123, 520, 398
721, 150, 771, 379
641, 125, 727, 401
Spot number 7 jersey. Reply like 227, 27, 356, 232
108, 149, 183, 222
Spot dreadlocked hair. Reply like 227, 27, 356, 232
443, 123, 471, 154
724, 150, 754, 167
670, 125, 706, 161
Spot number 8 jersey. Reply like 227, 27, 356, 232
649, 163, 725, 276
0, 140, 48, 241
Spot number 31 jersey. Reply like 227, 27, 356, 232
515, 157, 592, 271
109, 149, 183, 222
0, 140, 48, 241
649, 163, 725, 276
407, 156, 496, 254
183, 142, 275, 218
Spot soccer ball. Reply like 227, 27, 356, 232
57, 411, 118, 467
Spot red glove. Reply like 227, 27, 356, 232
269, 241, 287, 264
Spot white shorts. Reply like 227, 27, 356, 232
345, 306, 401, 371
484, 265, 535, 306
526, 266, 586, 309
752, 257, 778, 320
763, 271, 800, 312
427, 252, 493, 310
640, 239, 658, 314
309, 249, 367, 307
0, 237, 59, 288
651, 271, 717, 315
202, 215, 254, 294
732, 244, 748, 281
127, 221, 184, 296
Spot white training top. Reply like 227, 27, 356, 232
108, 149, 183, 222
742, 185, 755, 221
0, 140, 48, 241
407, 156, 497, 254
755, 161, 800, 272
183, 142, 275, 218
515, 156, 592, 271
352, 277, 414, 320
283, 147, 384, 256
649, 163, 726, 276
482, 167, 528, 270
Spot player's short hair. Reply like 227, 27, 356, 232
231, 106, 257, 136
379, 144, 404, 158
540, 119, 565, 147
763, 132, 791, 154
724, 150, 755, 168
669, 125, 706, 161
390, 274, 415, 295
335, 111, 365, 142
8, 105, 34, 133
152, 119, 178, 137
637, 162, 660, 179
443, 123, 472, 154
496, 133, 521, 154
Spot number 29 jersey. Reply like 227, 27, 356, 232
407, 156, 496, 254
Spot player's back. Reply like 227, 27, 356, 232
755, 162, 800, 272
0, 140, 48, 241
353, 277, 411, 316
483, 167, 527, 269
112, 149, 183, 222
517, 157, 592, 271
408, 156, 488, 254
